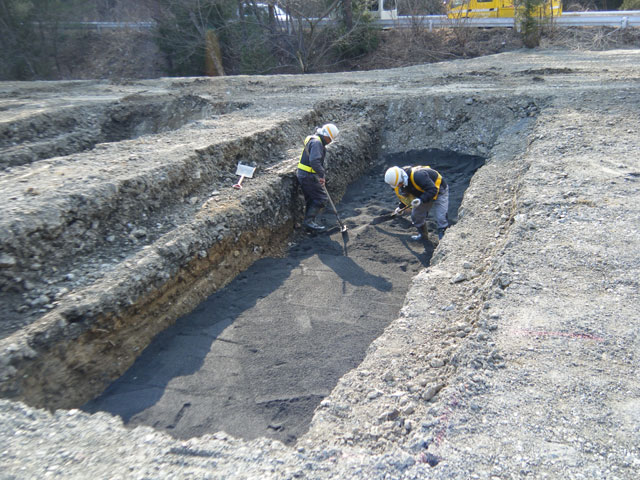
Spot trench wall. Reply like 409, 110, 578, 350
382, 94, 542, 156
0, 103, 385, 409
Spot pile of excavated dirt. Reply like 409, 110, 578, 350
1, 48, 640, 479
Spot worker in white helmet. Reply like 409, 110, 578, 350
296, 123, 339, 232
384, 164, 449, 241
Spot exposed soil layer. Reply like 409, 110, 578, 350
1, 49, 639, 479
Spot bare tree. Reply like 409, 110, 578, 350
0, 0, 94, 79
153, 0, 379, 75
253, 0, 378, 73
154, 0, 234, 75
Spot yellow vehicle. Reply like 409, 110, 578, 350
447, 0, 562, 19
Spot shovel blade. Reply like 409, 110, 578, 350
235, 163, 256, 178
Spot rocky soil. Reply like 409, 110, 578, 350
1, 48, 640, 478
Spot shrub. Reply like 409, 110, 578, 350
620, 0, 640, 9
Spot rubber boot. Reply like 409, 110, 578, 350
304, 206, 326, 232
410, 224, 428, 241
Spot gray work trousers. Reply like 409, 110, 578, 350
411, 186, 449, 230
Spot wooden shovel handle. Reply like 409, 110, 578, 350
233, 176, 245, 189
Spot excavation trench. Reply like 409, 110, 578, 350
0, 94, 538, 425
0, 94, 248, 170
83, 149, 485, 445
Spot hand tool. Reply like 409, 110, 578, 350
322, 184, 349, 241
370, 204, 410, 225
232, 163, 256, 190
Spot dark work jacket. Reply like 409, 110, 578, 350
299, 135, 327, 178
398, 166, 447, 203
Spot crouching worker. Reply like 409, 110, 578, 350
297, 123, 339, 232
384, 165, 449, 241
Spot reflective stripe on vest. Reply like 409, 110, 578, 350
297, 135, 320, 173
411, 166, 442, 200
394, 187, 414, 207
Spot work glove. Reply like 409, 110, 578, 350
411, 198, 421, 208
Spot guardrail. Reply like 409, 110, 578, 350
53, 11, 640, 32
377, 11, 640, 29
556, 11, 640, 27
378, 15, 513, 29
56, 21, 155, 31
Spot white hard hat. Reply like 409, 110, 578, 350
319, 123, 339, 141
384, 166, 407, 188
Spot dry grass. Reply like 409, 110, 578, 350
348, 27, 523, 71
541, 26, 640, 50
347, 25, 640, 72
50, 25, 640, 79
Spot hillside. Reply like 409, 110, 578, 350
6, 23, 640, 80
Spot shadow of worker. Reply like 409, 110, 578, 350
373, 223, 434, 268
317, 252, 392, 292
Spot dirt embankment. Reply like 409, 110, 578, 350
1, 49, 640, 479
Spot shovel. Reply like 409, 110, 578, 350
322, 184, 349, 241
371, 204, 410, 225
232, 163, 256, 190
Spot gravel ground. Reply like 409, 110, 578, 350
1, 48, 640, 478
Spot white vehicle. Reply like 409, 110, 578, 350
367, 0, 398, 20
241, 2, 288, 23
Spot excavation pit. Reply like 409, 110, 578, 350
0, 85, 535, 417
83, 150, 485, 444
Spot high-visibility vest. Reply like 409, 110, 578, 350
394, 187, 414, 207
394, 166, 442, 205
297, 135, 321, 173
411, 166, 442, 200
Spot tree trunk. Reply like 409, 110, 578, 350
205, 30, 225, 76
343, 0, 353, 29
